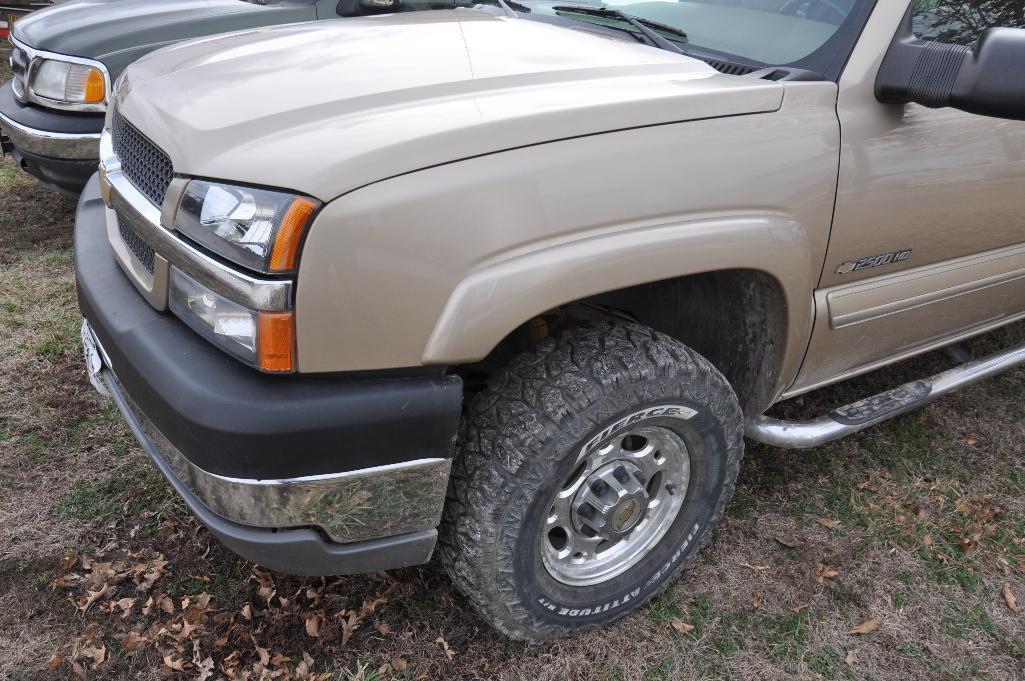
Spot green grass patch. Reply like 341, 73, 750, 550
61, 461, 182, 523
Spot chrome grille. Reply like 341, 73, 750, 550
111, 108, 173, 207
118, 219, 155, 275
10, 46, 29, 100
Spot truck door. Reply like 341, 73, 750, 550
793, 0, 1025, 394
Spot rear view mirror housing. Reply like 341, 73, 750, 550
876, 10, 1025, 121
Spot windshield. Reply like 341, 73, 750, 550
520, 0, 875, 75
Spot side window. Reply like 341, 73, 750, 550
913, 0, 1025, 44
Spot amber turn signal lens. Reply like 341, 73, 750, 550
84, 68, 105, 103
257, 311, 295, 373
269, 196, 319, 272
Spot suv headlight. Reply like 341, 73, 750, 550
29, 58, 107, 108
174, 180, 320, 274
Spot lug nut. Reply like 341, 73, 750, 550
578, 503, 595, 519
591, 480, 608, 495
666, 483, 677, 495
633, 470, 646, 486
581, 526, 597, 538
613, 465, 629, 483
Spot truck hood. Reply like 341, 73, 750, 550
117, 10, 785, 201
13, 0, 315, 73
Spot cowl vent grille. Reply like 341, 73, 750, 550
701, 58, 758, 76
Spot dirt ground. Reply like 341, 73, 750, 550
1, 69, 1023, 681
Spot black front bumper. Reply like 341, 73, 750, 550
0, 80, 102, 194
74, 176, 464, 575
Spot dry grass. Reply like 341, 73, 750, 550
0, 70, 1023, 678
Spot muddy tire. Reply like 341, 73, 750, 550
438, 321, 744, 641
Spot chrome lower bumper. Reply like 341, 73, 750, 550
0, 110, 100, 160
81, 320, 452, 544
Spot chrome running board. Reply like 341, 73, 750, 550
746, 339, 1025, 449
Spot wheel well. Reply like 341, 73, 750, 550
457, 270, 788, 415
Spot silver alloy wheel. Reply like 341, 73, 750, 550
542, 423, 690, 586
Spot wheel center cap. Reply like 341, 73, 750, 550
613, 498, 642, 533
571, 461, 650, 540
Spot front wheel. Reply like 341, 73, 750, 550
439, 322, 744, 641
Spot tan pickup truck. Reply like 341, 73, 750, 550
74, 0, 1025, 640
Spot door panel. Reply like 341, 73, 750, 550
791, 0, 1025, 393
795, 243, 1025, 392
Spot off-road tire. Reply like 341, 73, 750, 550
438, 321, 744, 641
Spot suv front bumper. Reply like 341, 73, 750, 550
0, 80, 101, 194
74, 175, 464, 575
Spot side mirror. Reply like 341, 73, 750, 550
876, 12, 1025, 121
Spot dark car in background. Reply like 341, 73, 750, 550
0, 0, 55, 40
0, 0, 388, 194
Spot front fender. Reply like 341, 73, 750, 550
295, 82, 839, 401
424, 212, 810, 366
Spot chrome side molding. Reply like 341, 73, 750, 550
746, 339, 1025, 449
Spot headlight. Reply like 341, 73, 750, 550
30, 58, 106, 106
175, 180, 320, 274
169, 268, 295, 373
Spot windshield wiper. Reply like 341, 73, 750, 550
551, 5, 688, 55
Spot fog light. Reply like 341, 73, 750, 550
169, 268, 295, 372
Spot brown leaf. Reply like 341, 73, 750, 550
113, 597, 136, 619
922, 533, 934, 548
241, 604, 252, 620
849, 618, 881, 635
816, 517, 842, 530
121, 631, 148, 652
1002, 583, 1020, 613
391, 657, 407, 672
813, 565, 839, 583
162, 655, 186, 671
157, 594, 174, 614
46, 652, 63, 670
752, 592, 761, 610
82, 644, 106, 666
305, 614, 321, 638
791, 603, 810, 614
72, 661, 87, 679
255, 645, 270, 667
376, 621, 392, 636
196, 657, 215, 681
59, 554, 78, 571
774, 535, 803, 549
923, 640, 939, 657
436, 636, 456, 661
958, 435, 977, 446
80, 583, 113, 612
739, 562, 770, 572
845, 649, 858, 667
670, 619, 695, 633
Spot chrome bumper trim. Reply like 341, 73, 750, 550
0, 110, 100, 160
83, 322, 451, 543
99, 131, 293, 312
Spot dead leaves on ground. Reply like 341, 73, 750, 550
47, 549, 421, 679
849, 618, 881, 635
1002, 583, 1020, 613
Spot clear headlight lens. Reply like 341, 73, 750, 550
169, 268, 295, 373
31, 59, 106, 104
175, 180, 320, 274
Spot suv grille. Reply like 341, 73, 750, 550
10, 46, 29, 100
111, 108, 173, 207
118, 221, 155, 275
